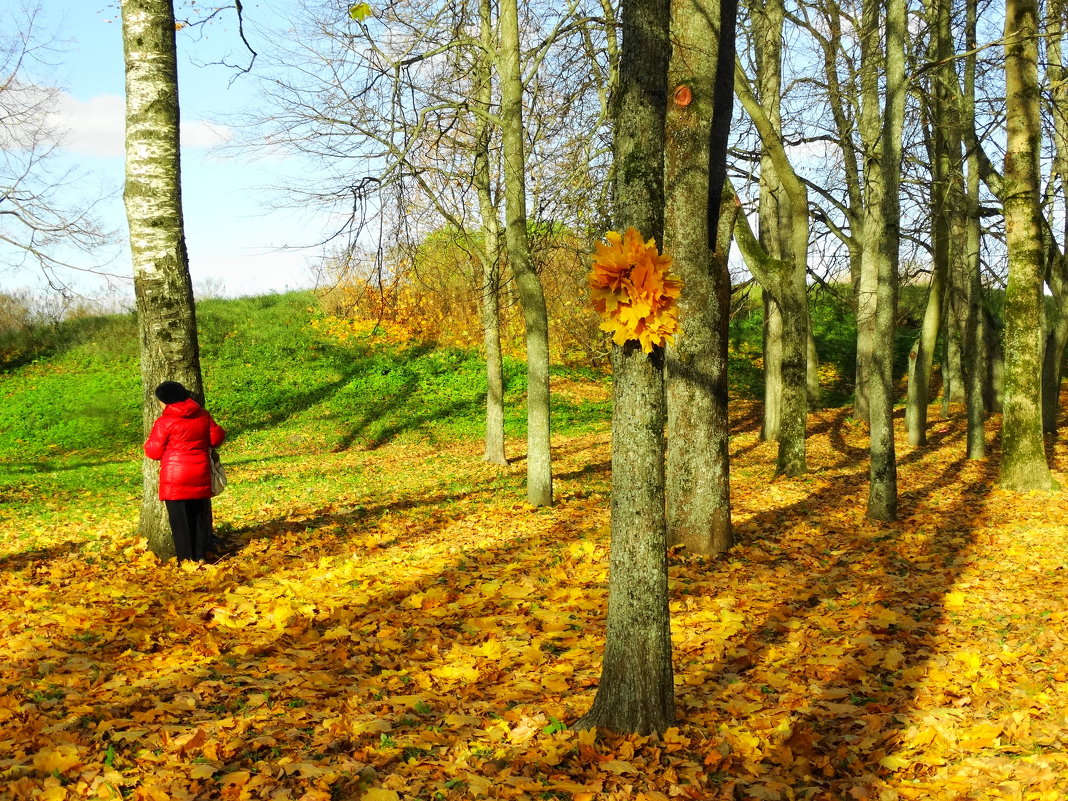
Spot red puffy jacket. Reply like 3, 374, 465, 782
144, 398, 226, 500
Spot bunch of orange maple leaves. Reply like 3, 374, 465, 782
589, 228, 682, 353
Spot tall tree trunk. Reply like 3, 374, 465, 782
905, 257, 945, 446
940, 313, 965, 414
854, 257, 877, 423
752, 0, 819, 425
754, 0, 789, 445
1042, 0, 1068, 433
760, 293, 783, 440
122, 0, 205, 560
809, 0, 865, 333
664, 0, 736, 556
1000, 0, 1056, 491
861, 0, 904, 521
477, 209, 507, 467
982, 306, 1005, 412
498, 0, 552, 505
961, 0, 986, 458
475, 0, 507, 466
1041, 245, 1068, 436
578, 0, 675, 735
921, 0, 959, 429
734, 54, 809, 475
807, 328, 822, 410
930, 0, 981, 452
1042, 323, 1067, 430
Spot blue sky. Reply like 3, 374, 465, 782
4, 0, 326, 300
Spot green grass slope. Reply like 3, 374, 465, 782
0, 291, 614, 467
0, 292, 615, 539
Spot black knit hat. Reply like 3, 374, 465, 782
155, 381, 192, 405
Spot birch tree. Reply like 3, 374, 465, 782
122, 0, 206, 558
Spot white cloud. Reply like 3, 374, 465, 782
50, 92, 233, 158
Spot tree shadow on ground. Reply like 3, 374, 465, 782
554, 460, 612, 483
1, 458, 129, 476
221, 364, 364, 441
207, 479, 504, 563
5, 426, 996, 799
333, 394, 484, 453
223, 342, 436, 442
0, 540, 89, 574
3, 466, 618, 797
670, 431, 994, 793
2, 398, 1053, 799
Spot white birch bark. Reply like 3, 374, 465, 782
122, 0, 205, 559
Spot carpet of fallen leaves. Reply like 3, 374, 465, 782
3, 396, 1068, 801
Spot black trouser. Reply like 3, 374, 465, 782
165, 498, 211, 562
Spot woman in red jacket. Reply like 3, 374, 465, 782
144, 381, 226, 562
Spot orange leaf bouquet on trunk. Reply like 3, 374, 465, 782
589, 228, 683, 354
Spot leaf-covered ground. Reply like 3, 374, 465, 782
3, 396, 1068, 801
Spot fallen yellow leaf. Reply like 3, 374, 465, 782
33, 744, 81, 775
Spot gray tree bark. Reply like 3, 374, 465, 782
1042, 0, 1068, 434
960, 0, 986, 458
807, 328, 822, 411
1000, 0, 1057, 491
860, 0, 905, 521
664, 0, 736, 555
761, 293, 784, 441
928, 0, 981, 452
122, 0, 205, 560
475, 0, 507, 466
498, 0, 552, 504
733, 53, 809, 475
578, 0, 675, 735
753, 0, 788, 446
905, 259, 944, 446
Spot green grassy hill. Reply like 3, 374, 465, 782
0, 292, 616, 538
1, 286, 940, 476
0, 291, 616, 470
4, 283, 960, 505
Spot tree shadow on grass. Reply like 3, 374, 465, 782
825, 407, 870, 461
2, 468, 623, 797
223, 342, 436, 442
205, 439, 538, 563
1044, 429, 1065, 475
725, 403, 865, 464
554, 460, 612, 483
729, 403, 764, 436
767, 455, 993, 792
208, 480, 503, 562
332, 393, 484, 453
1, 458, 130, 476
826, 405, 963, 469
